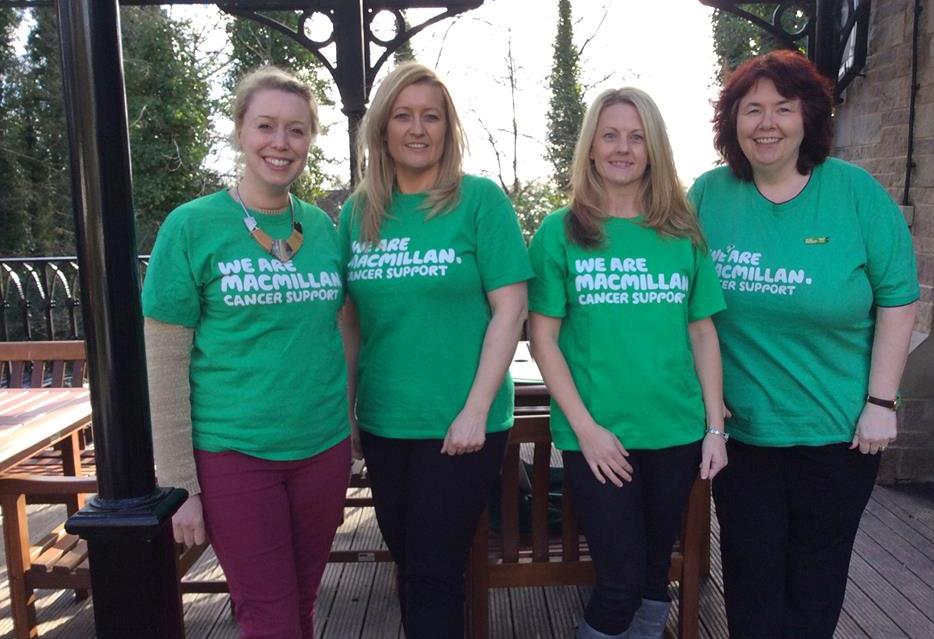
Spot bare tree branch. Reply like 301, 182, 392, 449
577, 2, 609, 57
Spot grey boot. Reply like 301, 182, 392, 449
575, 618, 629, 639
626, 598, 671, 639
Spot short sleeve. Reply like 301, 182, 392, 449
528, 213, 569, 318
686, 174, 706, 213
687, 243, 726, 322
474, 179, 534, 292
337, 199, 357, 281
142, 210, 201, 328
856, 177, 920, 307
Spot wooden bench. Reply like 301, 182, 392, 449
465, 413, 708, 639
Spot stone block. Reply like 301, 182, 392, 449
913, 234, 934, 256
882, 107, 910, 127
918, 253, 934, 287
877, 451, 900, 483
896, 447, 934, 482
917, 300, 933, 332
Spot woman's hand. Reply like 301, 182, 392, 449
441, 406, 488, 455
851, 402, 897, 455
700, 433, 728, 480
577, 422, 632, 487
173, 494, 207, 547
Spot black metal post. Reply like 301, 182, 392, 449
813, 0, 839, 81
333, 0, 368, 184
55, 1, 186, 637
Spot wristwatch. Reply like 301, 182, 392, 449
865, 394, 901, 411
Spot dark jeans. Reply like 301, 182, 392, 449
359, 429, 509, 639
713, 440, 880, 639
563, 440, 702, 636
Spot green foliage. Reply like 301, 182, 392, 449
0, 7, 220, 255
122, 7, 221, 251
710, 4, 795, 83
393, 12, 416, 65
0, 8, 29, 254
226, 13, 338, 203
546, 0, 585, 192
509, 179, 565, 243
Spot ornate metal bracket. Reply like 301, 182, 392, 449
699, 0, 872, 100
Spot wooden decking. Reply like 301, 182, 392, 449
2, 483, 934, 638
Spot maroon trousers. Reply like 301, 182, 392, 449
195, 438, 351, 639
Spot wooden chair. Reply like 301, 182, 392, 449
0, 474, 213, 639
465, 413, 708, 639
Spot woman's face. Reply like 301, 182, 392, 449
589, 102, 649, 192
237, 89, 313, 193
736, 78, 805, 177
384, 82, 447, 190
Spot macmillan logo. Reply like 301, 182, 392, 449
347, 236, 462, 281
216, 257, 342, 307
711, 244, 813, 296
573, 256, 689, 306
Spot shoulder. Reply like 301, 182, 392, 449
295, 199, 336, 227
461, 173, 500, 193
691, 165, 740, 193
533, 207, 571, 242
817, 157, 890, 194
158, 191, 231, 235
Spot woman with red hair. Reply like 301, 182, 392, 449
690, 50, 919, 638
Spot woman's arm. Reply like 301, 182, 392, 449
852, 302, 918, 454
688, 318, 728, 480
339, 299, 362, 459
144, 317, 205, 547
528, 312, 632, 486
441, 282, 527, 455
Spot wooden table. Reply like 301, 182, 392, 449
0, 388, 92, 474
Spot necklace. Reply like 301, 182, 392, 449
234, 185, 304, 262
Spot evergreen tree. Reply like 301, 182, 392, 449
5, 7, 221, 255
546, 0, 585, 192
122, 6, 220, 251
393, 12, 416, 65
710, 4, 799, 83
0, 8, 29, 254
226, 13, 336, 204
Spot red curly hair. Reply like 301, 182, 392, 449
713, 50, 834, 181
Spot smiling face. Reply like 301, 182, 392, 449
236, 88, 313, 197
736, 77, 805, 179
589, 101, 649, 195
384, 82, 447, 193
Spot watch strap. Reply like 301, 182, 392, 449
866, 394, 900, 410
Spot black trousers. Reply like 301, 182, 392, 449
359, 429, 509, 639
563, 440, 702, 636
713, 440, 880, 639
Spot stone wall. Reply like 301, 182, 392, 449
833, 0, 933, 483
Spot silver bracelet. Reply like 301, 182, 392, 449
705, 428, 729, 441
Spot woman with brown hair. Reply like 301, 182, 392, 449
690, 50, 919, 638
529, 87, 728, 639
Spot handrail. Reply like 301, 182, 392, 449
0, 256, 150, 341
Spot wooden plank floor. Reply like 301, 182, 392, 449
2, 483, 934, 638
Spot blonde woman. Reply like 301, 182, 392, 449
528, 88, 728, 639
339, 62, 531, 638
142, 66, 350, 638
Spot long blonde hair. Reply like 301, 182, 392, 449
568, 87, 704, 249
352, 62, 466, 243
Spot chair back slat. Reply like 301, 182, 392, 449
0, 342, 87, 388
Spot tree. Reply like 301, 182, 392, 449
122, 6, 221, 250
2, 7, 222, 255
393, 11, 416, 65
0, 7, 29, 254
710, 4, 798, 83
226, 13, 338, 204
546, 0, 585, 192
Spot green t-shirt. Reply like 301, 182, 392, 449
339, 174, 534, 439
142, 190, 349, 459
528, 208, 726, 451
689, 158, 920, 447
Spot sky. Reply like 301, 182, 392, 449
176, 0, 723, 188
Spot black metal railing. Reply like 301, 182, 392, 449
0, 256, 149, 341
